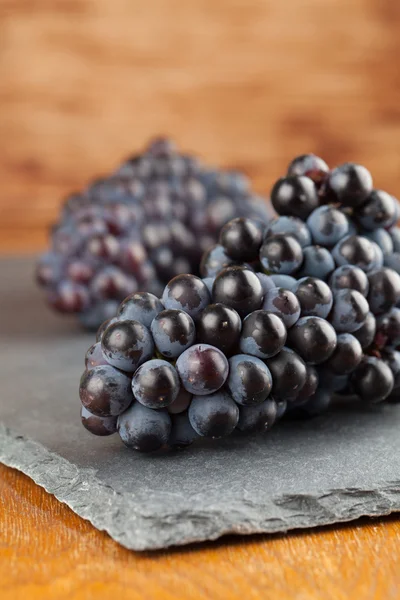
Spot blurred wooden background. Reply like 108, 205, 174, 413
1, 0, 400, 251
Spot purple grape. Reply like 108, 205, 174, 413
176, 344, 229, 395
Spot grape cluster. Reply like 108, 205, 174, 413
79, 154, 400, 452
36, 138, 270, 330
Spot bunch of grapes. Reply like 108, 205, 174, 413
36, 138, 270, 330
79, 154, 400, 452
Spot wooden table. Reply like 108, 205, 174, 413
1, 1, 400, 597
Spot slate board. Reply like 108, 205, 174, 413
0, 257, 399, 551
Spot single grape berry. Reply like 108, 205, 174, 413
219, 217, 263, 261
324, 333, 362, 375
296, 245, 335, 281
256, 273, 276, 295
118, 292, 164, 327
293, 365, 319, 404
132, 359, 180, 409
118, 402, 171, 452
262, 288, 300, 328
162, 274, 211, 321
266, 347, 307, 401
293, 277, 333, 319
237, 398, 278, 433
167, 413, 199, 449
79, 365, 133, 417
188, 392, 239, 438
176, 343, 229, 395
196, 303, 242, 356
352, 311, 376, 349
357, 190, 397, 230
226, 354, 273, 406
374, 307, 400, 349
330, 289, 369, 333
264, 216, 312, 248
167, 386, 192, 414
351, 356, 394, 403
288, 316, 337, 365
367, 268, 400, 314
151, 309, 195, 358
48, 281, 90, 314
287, 154, 329, 185
260, 235, 303, 275
384, 253, 400, 273
317, 368, 349, 393
240, 310, 287, 359
307, 206, 349, 247
81, 406, 118, 436
381, 349, 400, 393
325, 163, 373, 207
271, 176, 319, 220
332, 235, 376, 272
329, 265, 369, 295
85, 342, 109, 370
287, 389, 332, 419
212, 266, 263, 318
101, 319, 154, 372
270, 274, 297, 290
200, 245, 234, 278
365, 228, 394, 256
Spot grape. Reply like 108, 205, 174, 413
260, 235, 303, 275
151, 309, 195, 358
352, 311, 376, 349
188, 392, 239, 438
196, 303, 241, 356
307, 206, 349, 247
269, 274, 297, 290
317, 368, 349, 392
81, 406, 118, 436
325, 163, 373, 207
67, 259, 95, 285
262, 288, 300, 327
275, 399, 288, 420
357, 190, 397, 230
176, 344, 229, 395
271, 176, 319, 219
332, 235, 376, 272
167, 386, 192, 414
293, 277, 333, 319
162, 274, 211, 321
85, 342, 109, 369
35, 253, 64, 287
256, 273, 276, 295
80, 302, 120, 332
48, 281, 90, 314
374, 307, 400, 349
364, 229, 393, 256
287, 389, 332, 418
132, 359, 180, 408
89, 266, 136, 301
101, 320, 154, 372
381, 349, 400, 394
293, 365, 319, 403
240, 310, 287, 358
266, 347, 307, 401
329, 265, 369, 295
118, 291, 164, 327
237, 398, 278, 433
351, 356, 394, 403
212, 266, 263, 317
265, 216, 312, 248
324, 333, 362, 375
296, 245, 335, 280
330, 289, 369, 333
79, 365, 133, 416
96, 317, 118, 342
226, 354, 273, 405
287, 154, 329, 185
389, 227, 400, 252
288, 316, 337, 365
219, 217, 263, 261
118, 402, 171, 452
168, 413, 199, 449
367, 268, 400, 314
202, 276, 216, 294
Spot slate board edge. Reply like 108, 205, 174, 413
1, 423, 400, 552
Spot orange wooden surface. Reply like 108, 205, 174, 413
1, 464, 399, 600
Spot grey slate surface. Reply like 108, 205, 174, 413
0, 257, 399, 551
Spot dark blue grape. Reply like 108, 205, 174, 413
237, 398, 277, 433
352, 311, 376, 349
293, 277, 333, 319
288, 316, 337, 365
212, 266, 263, 318
167, 386, 192, 414
307, 206, 349, 247
357, 190, 397, 230
269, 274, 297, 290
101, 319, 154, 372
351, 357, 394, 403
162, 274, 211, 321
389, 227, 400, 252
375, 307, 400, 349
266, 347, 307, 401
240, 310, 287, 359
176, 343, 229, 395
287, 154, 329, 185
260, 234, 303, 275
293, 365, 319, 403
48, 281, 90, 314
271, 176, 319, 219
330, 289, 369, 332
151, 309, 195, 358
256, 272, 276, 295
81, 406, 118, 436
317, 367, 349, 392
85, 342, 109, 370
265, 216, 312, 248
296, 245, 335, 280
219, 217, 263, 261
96, 316, 119, 342
79, 365, 133, 417
89, 266, 136, 301
329, 265, 369, 295
324, 333, 362, 375
118, 402, 171, 452
332, 235, 376, 271
132, 359, 180, 408
365, 229, 393, 256
196, 303, 241, 356
384, 253, 400, 274
226, 354, 273, 406
325, 163, 372, 207
262, 287, 300, 328
202, 276, 216, 294
168, 413, 199, 449
118, 292, 164, 327
275, 398, 288, 420
188, 392, 239, 438
287, 389, 332, 418
367, 268, 400, 314
382, 350, 400, 394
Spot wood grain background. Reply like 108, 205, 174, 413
1, 0, 400, 251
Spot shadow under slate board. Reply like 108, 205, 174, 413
0, 257, 399, 551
